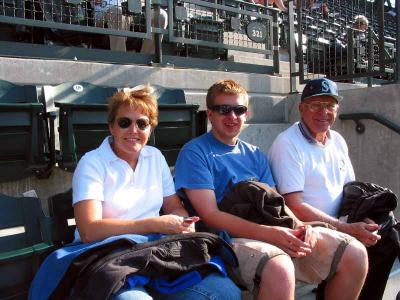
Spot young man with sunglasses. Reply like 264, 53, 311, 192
175, 79, 368, 300
269, 78, 385, 299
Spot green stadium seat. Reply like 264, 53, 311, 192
0, 193, 53, 300
47, 189, 75, 247
0, 80, 55, 183
52, 82, 200, 170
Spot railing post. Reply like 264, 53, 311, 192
153, 0, 163, 64
367, 29, 373, 87
297, 0, 304, 84
272, 10, 280, 75
288, 0, 297, 93
347, 28, 354, 76
378, 0, 385, 75
396, 0, 400, 83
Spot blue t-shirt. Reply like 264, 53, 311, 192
175, 131, 275, 204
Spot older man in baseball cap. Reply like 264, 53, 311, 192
269, 78, 383, 299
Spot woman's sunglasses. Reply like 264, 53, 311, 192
116, 117, 150, 130
210, 105, 248, 116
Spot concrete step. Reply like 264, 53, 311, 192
383, 260, 400, 300
227, 49, 297, 76
239, 123, 290, 154
0, 57, 292, 95
247, 95, 288, 123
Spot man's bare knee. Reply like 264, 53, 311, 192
258, 255, 295, 300
338, 240, 368, 275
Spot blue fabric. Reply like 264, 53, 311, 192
151, 273, 241, 300
150, 271, 203, 294
29, 234, 159, 300
114, 273, 242, 300
112, 285, 152, 300
175, 131, 275, 204
126, 275, 151, 288
125, 255, 227, 294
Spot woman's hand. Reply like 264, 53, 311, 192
156, 215, 197, 234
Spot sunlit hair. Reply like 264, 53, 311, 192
107, 85, 158, 128
206, 79, 249, 108
354, 15, 369, 27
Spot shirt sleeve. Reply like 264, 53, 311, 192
258, 150, 276, 188
159, 152, 176, 197
72, 154, 105, 205
174, 147, 215, 194
268, 136, 305, 195
338, 134, 356, 183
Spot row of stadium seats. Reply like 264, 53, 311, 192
0, 80, 206, 183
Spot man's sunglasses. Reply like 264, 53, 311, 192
116, 117, 150, 130
210, 105, 248, 116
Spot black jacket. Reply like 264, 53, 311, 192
339, 181, 400, 300
339, 181, 400, 248
219, 181, 297, 229
50, 232, 238, 300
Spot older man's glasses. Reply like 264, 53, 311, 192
116, 117, 150, 130
210, 105, 248, 116
304, 102, 339, 113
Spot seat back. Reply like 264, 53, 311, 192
51, 82, 119, 171
0, 80, 53, 182
47, 189, 75, 246
54, 83, 200, 170
0, 193, 53, 300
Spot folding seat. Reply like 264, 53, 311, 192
0, 80, 55, 182
0, 193, 53, 300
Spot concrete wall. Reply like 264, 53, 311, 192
287, 83, 400, 217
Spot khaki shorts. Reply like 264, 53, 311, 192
231, 227, 354, 291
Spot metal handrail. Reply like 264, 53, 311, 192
339, 112, 400, 134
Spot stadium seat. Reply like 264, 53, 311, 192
0, 80, 55, 182
47, 189, 75, 247
52, 82, 199, 171
0, 193, 53, 300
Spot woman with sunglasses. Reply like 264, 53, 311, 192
72, 85, 241, 300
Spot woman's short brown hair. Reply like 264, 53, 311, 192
206, 79, 249, 108
107, 85, 158, 128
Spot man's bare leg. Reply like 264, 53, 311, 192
258, 255, 295, 300
325, 240, 368, 300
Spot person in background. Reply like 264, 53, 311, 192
72, 85, 241, 300
269, 78, 393, 300
175, 79, 368, 300
93, 0, 167, 53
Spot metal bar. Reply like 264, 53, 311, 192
396, 0, 400, 83
180, 0, 279, 18
154, 2, 162, 64
298, 0, 305, 84
339, 113, 400, 135
272, 10, 279, 74
288, 0, 297, 93
168, 36, 273, 54
378, 0, 385, 75
0, 15, 150, 39
367, 29, 373, 87
347, 27, 354, 76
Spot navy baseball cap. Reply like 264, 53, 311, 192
301, 78, 342, 102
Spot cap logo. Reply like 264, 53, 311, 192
321, 81, 330, 93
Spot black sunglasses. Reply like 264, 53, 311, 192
116, 117, 150, 130
210, 105, 248, 116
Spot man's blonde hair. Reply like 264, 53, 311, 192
206, 79, 249, 108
